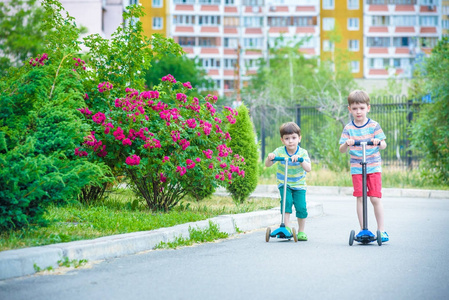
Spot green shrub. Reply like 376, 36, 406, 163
226, 104, 259, 204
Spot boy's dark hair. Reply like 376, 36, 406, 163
280, 122, 301, 137
348, 90, 370, 105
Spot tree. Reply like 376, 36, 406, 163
226, 104, 259, 204
410, 37, 449, 185
0, 0, 46, 76
144, 54, 213, 95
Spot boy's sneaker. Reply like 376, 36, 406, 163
381, 231, 389, 242
297, 232, 308, 241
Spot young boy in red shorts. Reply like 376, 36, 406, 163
339, 90, 389, 242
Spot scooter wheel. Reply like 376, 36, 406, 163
265, 227, 271, 242
377, 230, 382, 246
292, 227, 298, 243
349, 230, 355, 246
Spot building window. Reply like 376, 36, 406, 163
419, 16, 438, 26
152, 0, 162, 7
347, 0, 359, 9
224, 80, 235, 90
215, 80, 221, 89
200, 58, 220, 68
351, 61, 360, 73
199, 16, 220, 25
369, 58, 389, 68
392, 16, 416, 26
198, 37, 217, 47
243, 38, 263, 48
322, 18, 335, 31
268, 17, 290, 27
224, 59, 237, 69
323, 0, 334, 9
153, 17, 163, 29
129, 0, 138, 5
178, 37, 195, 46
367, 37, 390, 47
348, 18, 359, 31
323, 40, 334, 51
293, 17, 317, 26
244, 17, 263, 27
224, 17, 239, 27
173, 15, 195, 25
173, 0, 195, 4
348, 39, 359, 51
224, 38, 239, 48
371, 16, 389, 26
199, 0, 221, 4
225, 0, 235, 4
393, 37, 415, 47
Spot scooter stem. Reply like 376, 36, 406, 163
361, 142, 368, 230
281, 157, 288, 225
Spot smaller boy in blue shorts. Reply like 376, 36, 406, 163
339, 90, 389, 242
265, 122, 312, 241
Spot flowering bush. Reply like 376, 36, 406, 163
76, 75, 246, 211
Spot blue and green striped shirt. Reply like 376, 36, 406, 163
272, 146, 310, 190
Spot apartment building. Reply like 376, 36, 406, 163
443, 0, 449, 37
141, 0, 320, 96
364, 0, 441, 78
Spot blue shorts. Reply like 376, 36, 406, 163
279, 186, 308, 219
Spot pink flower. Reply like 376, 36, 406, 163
92, 112, 106, 124
125, 155, 141, 166
208, 163, 214, 169
144, 138, 161, 149
74, 147, 88, 157
195, 157, 201, 162
98, 81, 113, 93
113, 127, 125, 140
176, 166, 187, 176
122, 138, 132, 146
176, 93, 187, 103
179, 139, 190, 150
171, 131, 180, 142
161, 74, 176, 83
162, 156, 170, 163
203, 149, 213, 159
160, 173, 167, 183
186, 118, 197, 129
183, 82, 192, 89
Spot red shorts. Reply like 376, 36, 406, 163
352, 172, 382, 198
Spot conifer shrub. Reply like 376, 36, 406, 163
226, 104, 259, 204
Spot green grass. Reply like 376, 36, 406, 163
0, 193, 278, 252
154, 221, 229, 249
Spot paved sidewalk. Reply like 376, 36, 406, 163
1, 186, 447, 281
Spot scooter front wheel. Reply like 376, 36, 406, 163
265, 227, 271, 242
349, 230, 355, 246
376, 230, 382, 246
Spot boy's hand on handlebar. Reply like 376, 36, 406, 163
267, 153, 275, 160
345, 139, 355, 146
291, 155, 301, 163
371, 138, 381, 146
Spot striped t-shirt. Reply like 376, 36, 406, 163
272, 146, 310, 190
339, 119, 386, 175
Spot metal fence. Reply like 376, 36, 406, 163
257, 100, 423, 169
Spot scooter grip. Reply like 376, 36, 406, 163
272, 157, 304, 163
353, 141, 375, 146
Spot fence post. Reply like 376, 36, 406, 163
406, 100, 413, 169
261, 106, 266, 161
296, 105, 301, 147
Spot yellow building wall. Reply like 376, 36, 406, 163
140, 0, 167, 38
320, 0, 363, 78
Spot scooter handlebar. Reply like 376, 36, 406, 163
272, 157, 304, 163
353, 141, 375, 146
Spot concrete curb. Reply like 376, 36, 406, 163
215, 185, 449, 199
0, 202, 323, 281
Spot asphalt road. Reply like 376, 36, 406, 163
1, 195, 448, 300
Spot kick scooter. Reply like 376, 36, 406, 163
265, 156, 304, 243
349, 141, 382, 246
